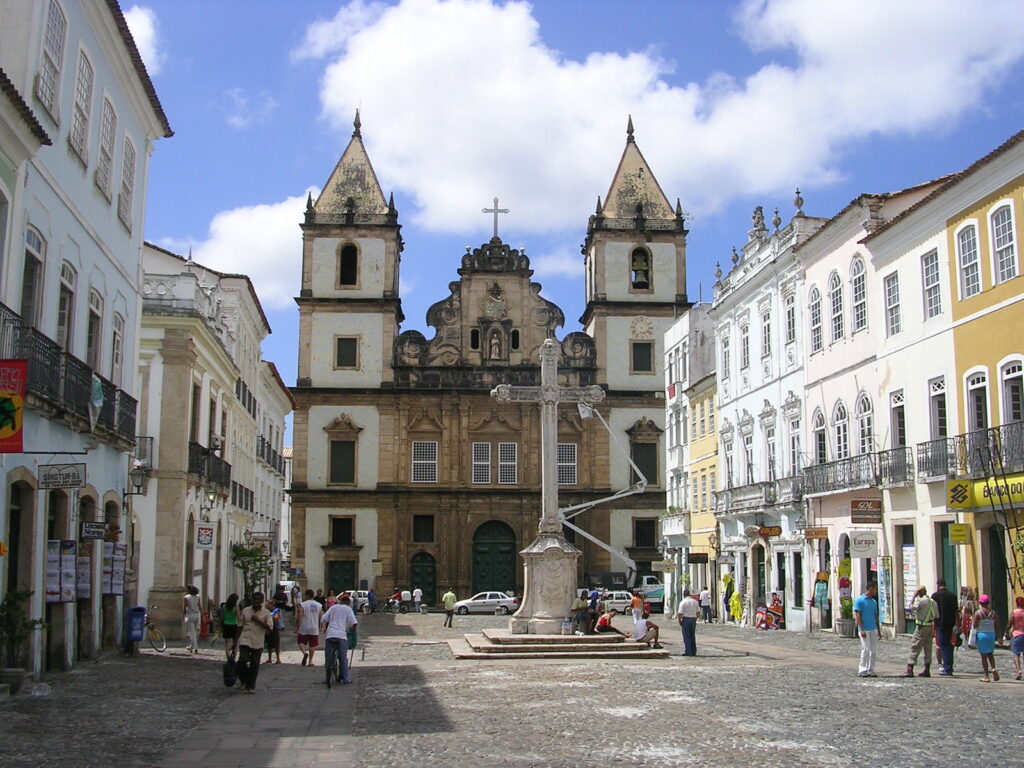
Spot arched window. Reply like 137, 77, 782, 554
958, 224, 981, 298
86, 289, 103, 369
338, 243, 358, 286
630, 247, 651, 290
828, 271, 844, 342
850, 258, 867, 332
967, 371, 988, 431
510, 329, 520, 350
833, 401, 849, 460
808, 287, 822, 353
470, 329, 480, 350
991, 204, 1018, 284
812, 410, 827, 464
856, 395, 873, 455
1002, 361, 1023, 423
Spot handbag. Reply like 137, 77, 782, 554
968, 627, 978, 649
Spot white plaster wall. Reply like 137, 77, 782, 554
311, 236, 386, 298
304, 507, 379, 590
309, 312, 383, 387
306, 405, 380, 489
602, 241, 679, 302
604, 316, 670, 390
607, 408, 665, 489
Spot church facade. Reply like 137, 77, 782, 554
289, 116, 688, 604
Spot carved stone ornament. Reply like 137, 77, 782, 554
482, 282, 507, 319
323, 413, 362, 436
469, 410, 521, 433
759, 398, 777, 426
407, 410, 444, 433
782, 390, 801, 417
630, 316, 655, 339
719, 418, 734, 440
738, 409, 754, 433
626, 415, 663, 439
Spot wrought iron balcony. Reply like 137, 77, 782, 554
803, 454, 876, 496
188, 441, 232, 489
877, 447, 914, 488
955, 421, 1024, 477
917, 437, 957, 480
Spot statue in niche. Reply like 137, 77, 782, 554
489, 332, 502, 360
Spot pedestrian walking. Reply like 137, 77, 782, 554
236, 592, 272, 693
676, 589, 700, 656
265, 598, 283, 664
931, 579, 960, 676
699, 586, 713, 623
321, 593, 359, 685
182, 585, 201, 654
855, 582, 881, 677
900, 586, 936, 677
220, 593, 240, 659
1004, 596, 1024, 680
296, 589, 324, 667
973, 594, 1002, 682
367, 587, 377, 614
629, 591, 644, 624
413, 586, 423, 613
571, 590, 589, 634
441, 587, 457, 627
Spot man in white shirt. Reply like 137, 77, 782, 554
699, 587, 713, 623
631, 616, 662, 649
676, 589, 700, 657
320, 593, 359, 685
295, 589, 323, 667
413, 586, 424, 613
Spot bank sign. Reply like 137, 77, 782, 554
946, 474, 1024, 509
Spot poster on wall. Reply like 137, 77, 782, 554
76, 556, 92, 599
102, 542, 127, 595
0, 359, 27, 453
878, 555, 894, 625
45, 540, 61, 603
195, 522, 216, 551
45, 540, 78, 602
902, 545, 917, 617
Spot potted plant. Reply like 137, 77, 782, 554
836, 596, 857, 638
0, 590, 46, 693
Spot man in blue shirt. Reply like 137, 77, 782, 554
854, 582, 881, 677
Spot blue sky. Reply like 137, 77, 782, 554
125, 0, 1024, 404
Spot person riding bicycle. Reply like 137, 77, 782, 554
320, 592, 358, 686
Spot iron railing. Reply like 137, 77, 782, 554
877, 447, 914, 487
804, 454, 876, 495
916, 437, 957, 479
97, 376, 117, 431
188, 440, 232, 489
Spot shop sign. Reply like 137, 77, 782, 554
758, 525, 783, 538
949, 523, 970, 544
803, 527, 829, 539
40, 463, 86, 489
80, 521, 106, 540
947, 474, 1024, 509
849, 530, 879, 559
850, 499, 882, 524
687, 553, 709, 564
651, 560, 675, 571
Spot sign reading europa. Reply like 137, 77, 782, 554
849, 530, 879, 559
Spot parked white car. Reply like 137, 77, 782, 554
453, 592, 520, 615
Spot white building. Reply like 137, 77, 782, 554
0, 0, 171, 675
711, 200, 826, 631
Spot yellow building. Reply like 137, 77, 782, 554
944, 132, 1024, 615
686, 377, 719, 591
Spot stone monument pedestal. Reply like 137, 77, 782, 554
509, 533, 580, 635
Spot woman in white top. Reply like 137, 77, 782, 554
182, 585, 201, 654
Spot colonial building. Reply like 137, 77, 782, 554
0, 0, 170, 674
711, 200, 826, 631
290, 116, 687, 603
135, 244, 290, 639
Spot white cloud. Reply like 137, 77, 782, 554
224, 88, 278, 130
530, 245, 583, 280
123, 5, 166, 76
293, 0, 1024, 232
172, 192, 314, 312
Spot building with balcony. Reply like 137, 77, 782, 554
662, 303, 716, 613
799, 179, 944, 636
135, 244, 290, 639
711, 199, 826, 631
0, 0, 171, 675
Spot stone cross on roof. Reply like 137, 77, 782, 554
482, 197, 509, 238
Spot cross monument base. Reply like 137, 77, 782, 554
508, 533, 580, 635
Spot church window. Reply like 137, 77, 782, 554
412, 515, 434, 543
498, 442, 518, 484
785, 295, 797, 344
630, 247, 652, 290
633, 518, 657, 548
329, 440, 356, 484
631, 341, 653, 373
470, 329, 480, 350
411, 441, 438, 483
330, 517, 354, 546
471, 442, 491, 484
761, 312, 772, 358
335, 337, 358, 369
510, 329, 520, 350
631, 442, 658, 486
557, 443, 577, 485
338, 244, 358, 286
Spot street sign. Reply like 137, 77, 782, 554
758, 525, 782, 538
850, 499, 882, 524
949, 523, 970, 544
803, 527, 829, 539
40, 463, 86, 489
80, 521, 106, 540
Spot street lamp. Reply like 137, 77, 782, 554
199, 488, 217, 521
243, 528, 254, 546
122, 465, 147, 506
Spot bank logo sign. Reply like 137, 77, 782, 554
947, 474, 1024, 509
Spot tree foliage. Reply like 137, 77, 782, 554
229, 544, 273, 601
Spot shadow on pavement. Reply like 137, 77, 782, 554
354, 665, 454, 736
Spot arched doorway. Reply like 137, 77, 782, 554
410, 552, 437, 606
750, 541, 766, 608
472, 520, 517, 594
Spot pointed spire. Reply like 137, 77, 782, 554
312, 110, 389, 216
595, 196, 604, 215
306, 191, 313, 212
600, 120, 672, 219
388, 191, 395, 213
675, 198, 684, 219
626, 114, 635, 143
353, 109, 361, 138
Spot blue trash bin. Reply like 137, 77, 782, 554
128, 606, 147, 642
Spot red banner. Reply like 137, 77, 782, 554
0, 359, 27, 453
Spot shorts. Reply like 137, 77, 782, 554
222, 624, 239, 640
1012, 635, 1024, 655
298, 634, 319, 648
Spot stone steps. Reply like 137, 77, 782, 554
449, 632, 670, 660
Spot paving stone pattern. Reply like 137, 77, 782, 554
1, 612, 1020, 767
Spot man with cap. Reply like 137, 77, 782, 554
900, 586, 937, 678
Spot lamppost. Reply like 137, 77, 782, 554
199, 488, 217, 522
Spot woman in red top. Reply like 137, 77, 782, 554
1004, 595, 1024, 680
595, 609, 626, 636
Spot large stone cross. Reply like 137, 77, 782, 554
482, 197, 509, 238
491, 338, 605, 534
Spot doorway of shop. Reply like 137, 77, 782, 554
988, 525, 1009, 619
472, 520, 517, 594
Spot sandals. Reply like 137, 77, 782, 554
992, 670, 1000, 681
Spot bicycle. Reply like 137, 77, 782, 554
145, 606, 167, 652
324, 637, 343, 688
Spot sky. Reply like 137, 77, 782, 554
126, 0, 1024, 415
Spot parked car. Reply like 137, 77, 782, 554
349, 590, 370, 613
453, 592, 519, 615
598, 590, 635, 614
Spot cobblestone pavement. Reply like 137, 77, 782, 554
2, 612, 1021, 767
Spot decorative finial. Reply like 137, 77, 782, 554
466, 246, 471, 254
187, 245, 193, 261
676, 198, 684, 219
388, 191, 395, 213
626, 114, 635, 143
772, 207, 781, 230
306, 191, 313, 212
794, 188, 804, 216
353, 109, 361, 138
595, 196, 603, 215
731, 246, 739, 265
714, 262, 723, 280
